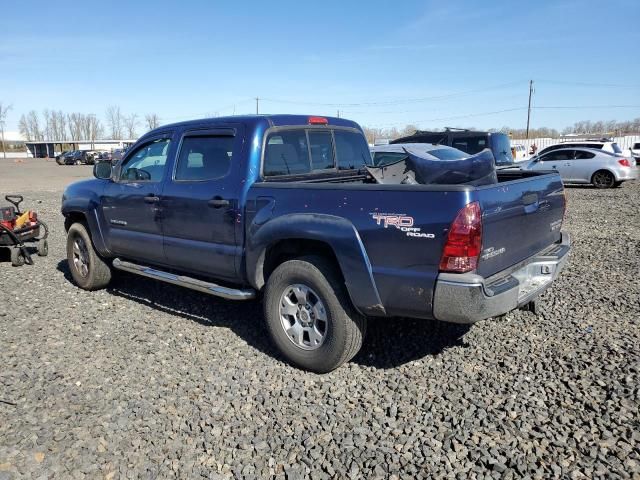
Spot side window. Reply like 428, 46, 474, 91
120, 138, 170, 182
308, 131, 334, 170
334, 130, 372, 170
543, 150, 573, 161
175, 135, 234, 181
574, 150, 595, 160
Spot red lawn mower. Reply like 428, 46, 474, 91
0, 195, 49, 267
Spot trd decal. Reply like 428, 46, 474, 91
371, 213, 435, 239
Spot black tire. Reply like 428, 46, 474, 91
66, 222, 112, 290
10, 247, 25, 267
37, 239, 48, 257
591, 170, 615, 189
263, 255, 367, 373
614, 181, 623, 188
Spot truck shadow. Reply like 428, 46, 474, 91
57, 260, 470, 370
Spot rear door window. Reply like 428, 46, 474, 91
175, 135, 234, 181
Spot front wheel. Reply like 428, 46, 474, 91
592, 170, 615, 189
66, 223, 112, 290
263, 256, 367, 373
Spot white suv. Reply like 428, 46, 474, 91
631, 142, 640, 165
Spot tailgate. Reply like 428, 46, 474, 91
475, 172, 565, 278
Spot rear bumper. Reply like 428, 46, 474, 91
615, 167, 637, 181
433, 231, 571, 324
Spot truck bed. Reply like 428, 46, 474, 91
247, 169, 564, 319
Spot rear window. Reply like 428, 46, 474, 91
263, 128, 371, 176
451, 136, 488, 154
428, 148, 468, 160
611, 143, 622, 154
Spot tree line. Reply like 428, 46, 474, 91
362, 118, 640, 143
15, 106, 161, 142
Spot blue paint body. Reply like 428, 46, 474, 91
62, 115, 566, 320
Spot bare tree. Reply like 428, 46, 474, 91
25, 111, 44, 141
144, 113, 160, 131
0, 102, 12, 159
124, 113, 138, 139
105, 105, 123, 139
68, 113, 84, 141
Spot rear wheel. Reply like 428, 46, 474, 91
264, 256, 366, 373
37, 239, 48, 256
10, 247, 25, 267
592, 170, 615, 189
66, 222, 112, 290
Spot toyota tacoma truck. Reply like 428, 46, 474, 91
62, 115, 570, 372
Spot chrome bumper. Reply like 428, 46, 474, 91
433, 231, 571, 324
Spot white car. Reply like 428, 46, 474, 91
537, 140, 624, 158
524, 147, 637, 188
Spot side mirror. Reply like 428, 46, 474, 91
93, 161, 113, 180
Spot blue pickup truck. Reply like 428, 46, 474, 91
62, 115, 570, 372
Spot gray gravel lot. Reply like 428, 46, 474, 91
0, 160, 639, 479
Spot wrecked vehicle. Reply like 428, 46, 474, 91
369, 143, 497, 186
61, 114, 570, 372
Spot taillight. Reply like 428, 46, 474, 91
439, 201, 482, 273
618, 158, 631, 167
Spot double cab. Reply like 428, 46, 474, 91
62, 115, 570, 372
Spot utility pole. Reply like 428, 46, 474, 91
336, 110, 340, 118
255, 97, 259, 115
526, 80, 534, 139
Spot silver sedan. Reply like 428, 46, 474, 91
524, 147, 637, 188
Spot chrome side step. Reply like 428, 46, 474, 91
112, 258, 256, 301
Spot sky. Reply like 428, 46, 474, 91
1, 0, 639, 136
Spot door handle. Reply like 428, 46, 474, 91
208, 197, 230, 208
144, 195, 160, 204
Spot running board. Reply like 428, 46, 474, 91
112, 258, 256, 300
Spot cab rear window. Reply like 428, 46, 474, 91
263, 128, 372, 176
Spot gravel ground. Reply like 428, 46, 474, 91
0, 165, 639, 479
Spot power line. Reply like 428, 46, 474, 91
535, 105, 640, 109
369, 107, 527, 128
260, 81, 526, 108
537, 80, 640, 88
